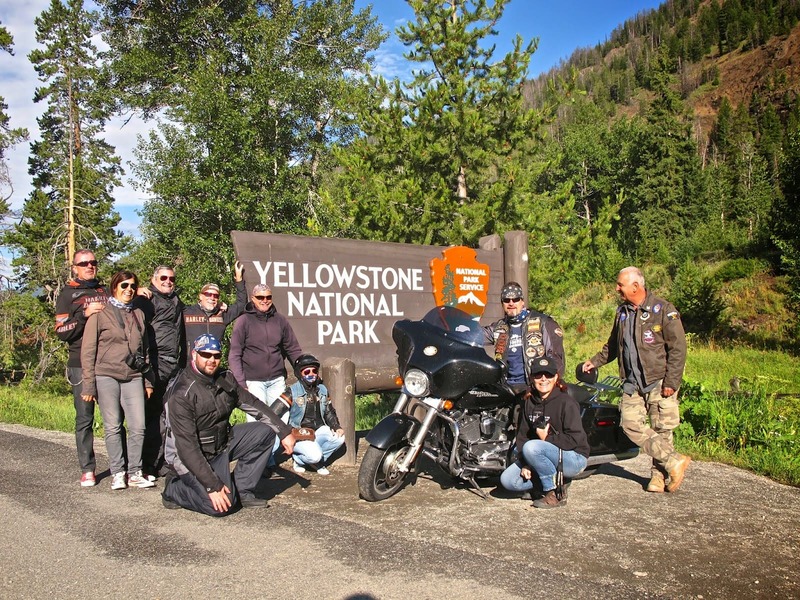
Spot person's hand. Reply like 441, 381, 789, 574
662, 386, 676, 397
218, 302, 228, 313
334, 428, 345, 438
208, 485, 232, 513
145, 387, 153, 399
520, 466, 532, 480
83, 301, 105, 317
136, 287, 153, 299
581, 360, 595, 373
234, 260, 244, 282
536, 423, 550, 440
281, 433, 296, 455
81, 394, 95, 403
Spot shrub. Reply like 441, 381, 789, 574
670, 260, 726, 336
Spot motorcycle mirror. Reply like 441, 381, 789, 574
575, 363, 598, 385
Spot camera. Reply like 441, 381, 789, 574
531, 414, 549, 429
125, 353, 149, 373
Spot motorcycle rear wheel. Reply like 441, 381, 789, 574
358, 443, 414, 502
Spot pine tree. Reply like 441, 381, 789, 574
0, 22, 29, 214
334, 0, 541, 246
2, 0, 123, 297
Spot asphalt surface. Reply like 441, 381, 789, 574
1, 422, 798, 599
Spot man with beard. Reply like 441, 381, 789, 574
483, 282, 565, 395
55, 249, 109, 487
162, 334, 296, 515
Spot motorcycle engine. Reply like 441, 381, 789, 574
455, 407, 512, 472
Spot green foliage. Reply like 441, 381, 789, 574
0, 290, 64, 380
333, 0, 543, 246
671, 260, 726, 336
676, 381, 800, 486
0, 21, 29, 205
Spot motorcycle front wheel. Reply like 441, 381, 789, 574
358, 442, 415, 502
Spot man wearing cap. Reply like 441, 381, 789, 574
483, 281, 565, 395
182, 260, 248, 357
582, 266, 691, 493
55, 249, 109, 487
162, 334, 296, 515
229, 283, 304, 418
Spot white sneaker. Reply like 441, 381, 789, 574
111, 472, 127, 490
128, 471, 156, 488
316, 467, 330, 476
292, 463, 306, 473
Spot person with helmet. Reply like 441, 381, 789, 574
270, 354, 345, 475
483, 281, 565, 395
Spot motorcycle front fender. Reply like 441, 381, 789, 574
365, 413, 420, 449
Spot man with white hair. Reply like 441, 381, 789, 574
582, 267, 691, 493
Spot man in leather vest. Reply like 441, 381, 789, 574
162, 334, 296, 516
483, 282, 565, 395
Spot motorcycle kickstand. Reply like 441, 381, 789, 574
464, 475, 491, 500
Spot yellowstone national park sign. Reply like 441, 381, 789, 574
231, 231, 507, 392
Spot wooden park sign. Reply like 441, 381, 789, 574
231, 231, 526, 393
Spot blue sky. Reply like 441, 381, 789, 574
0, 0, 663, 275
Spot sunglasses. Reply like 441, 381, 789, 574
74, 260, 98, 267
198, 351, 221, 360
254, 295, 272, 301
301, 367, 318, 376
532, 372, 556, 380
159, 275, 176, 282
119, 282, 137, 290
202, 292, 220, 299
502, 297, 523, 304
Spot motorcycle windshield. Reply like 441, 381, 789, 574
420, 306, 485, 348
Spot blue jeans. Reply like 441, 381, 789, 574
500, 440, 587, 492
292, 425, 346, 468
245, 377, 285, 422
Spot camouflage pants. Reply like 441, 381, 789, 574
620, 382, 681, 473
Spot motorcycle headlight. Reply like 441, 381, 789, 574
403, 369, 430, 397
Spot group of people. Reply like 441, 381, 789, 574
56, 249, 345, 516
485, 269, 691, 508
56, 248, 690, 515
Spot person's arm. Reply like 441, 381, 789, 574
323, 397, 343, 433
80, 314, 100, 399
55, 288, 102, 344
545, 396, 586, 452
543, 318, 565, 377
222, 278, 249, 326
662, 303, 687, 394
586, 312, 620, 371
168, 392, 225, 493
280, 318, 303, 364
228, 318, 247, 386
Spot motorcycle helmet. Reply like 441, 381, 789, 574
575, 362, 598, 385
294, 353, 321, 383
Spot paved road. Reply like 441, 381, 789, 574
1, 423, 798, 599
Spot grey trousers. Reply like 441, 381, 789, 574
95, 375, 146, 475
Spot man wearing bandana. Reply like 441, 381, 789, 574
483, 282, 565, 396
582, 266, 691, 493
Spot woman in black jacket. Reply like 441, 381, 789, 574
500, 357, 589, 508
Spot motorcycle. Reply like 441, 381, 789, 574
357, 305, 639, 502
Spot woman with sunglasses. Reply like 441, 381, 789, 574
276, 354, 345, 475
499, 357, 589, 508
81, 271, 156, 490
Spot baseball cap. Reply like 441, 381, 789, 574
193, 334, 221, 353
530, 357, 558, 376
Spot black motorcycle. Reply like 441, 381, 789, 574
357, 305, 638, 502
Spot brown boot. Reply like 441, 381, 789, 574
646, 470, 665, 493
666, 454, 692, 492
532, 490, 567, 509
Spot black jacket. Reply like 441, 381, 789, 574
164, 365, 292, 493
483, 309, 565, 380
515, 386, 590, 459
135, 286, 185, 383
182, 279, 248, 354
55, 279, 109, 368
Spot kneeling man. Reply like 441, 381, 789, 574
162, 334, 295, 515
